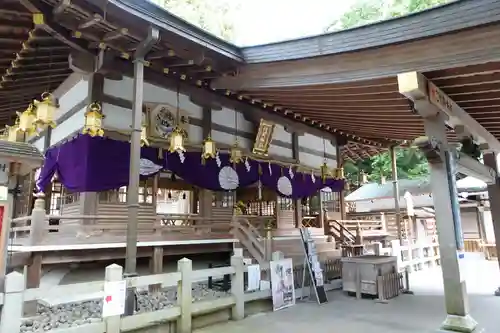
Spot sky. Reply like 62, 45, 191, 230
230, 0, 358, 46
150, 0, 359, 46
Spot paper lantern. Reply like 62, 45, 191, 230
16, 104, 37, 136
168, 126, 186, 153
33, 92, 58, 129
82, 102, 105, 137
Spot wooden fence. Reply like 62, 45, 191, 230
366, 240, 441, 273
0, 252, 342, 333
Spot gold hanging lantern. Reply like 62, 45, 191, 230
82, 102, 105, 137
320, 161, 330, 182
360, 170, 368, 184
33, 92, 58, 129
16, 104, 37, 136
202, 135, 216, 161
333, 167, 345, 179
7, 119, 23, 142
168, 126, 186, 153
140, 123, 149, 147
230, 139, 243, 164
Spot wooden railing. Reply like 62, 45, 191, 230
9, 211, 234, 246
0, 251, 343, 333
230, 216, 267, 266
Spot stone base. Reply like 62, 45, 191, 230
438, 314, 480, 333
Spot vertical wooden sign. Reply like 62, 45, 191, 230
252, 119, 275, 156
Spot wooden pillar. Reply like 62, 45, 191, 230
292, 132, 302, 228
390, 146, 403, 244
149, 246, 163, 292
152, 173, 159, 209
24, 253, 42, 315
482, 152, 500, 296
200, 106, 213, 220
336, 142, 346, 220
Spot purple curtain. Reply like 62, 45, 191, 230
37, 135, 162, 192
37, 135, 345, 198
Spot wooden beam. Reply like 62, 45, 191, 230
77, 13, 102, 30
398, 71, 500, 152
212, 25, 500, 90
52, 0, 71, 16
19, 0, 94, 56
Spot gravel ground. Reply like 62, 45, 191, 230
20, 283, 230, 332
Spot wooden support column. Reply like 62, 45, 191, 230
482, 152, 500, 296
200, 106, 213, 220
390, 146, 403, 244
24, 253, 42, 315
149, 247, 164, 292
336, 142, 346, 220
79, 73, 104, 223
291, 133, 302, 228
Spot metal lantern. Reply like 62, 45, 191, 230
82, 102, 105, 137
360, 171, 368, 184
320, 161, 330, 182
140, 123, 149, 147
33, 92, 58, 129
168, 126, 186, 153
202, 135, 216, 160
7, 119, 22, 142
17, 104, 37, 136
333, 167, 345, 179
229, 139, 243, 164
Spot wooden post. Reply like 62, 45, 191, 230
336, 143, 346, 220
149, 247, 163, 292
24, 253, 42, 315
231, 249, 245, 320
0, 271, 25, 333
104, 264, 123, 333
177, 257, 192, 333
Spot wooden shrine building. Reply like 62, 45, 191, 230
2, 1, 500, 330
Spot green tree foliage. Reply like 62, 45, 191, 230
325, 0, 452, 31
344, 148, 430, 186
151, 0, 238, 41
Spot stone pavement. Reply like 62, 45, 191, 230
196, 254, 500, 333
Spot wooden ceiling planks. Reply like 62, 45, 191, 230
0, 1, 71, 125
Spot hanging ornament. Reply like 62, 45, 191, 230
7, 119, 21, 142
182, 192, 186, 200
82, 102, 105, 137
320, 161, 330, 182
229, 139, 243, 164
333, 167, 345, 179
33, 92, 58, 129
288, 166, 294, 179
201, 135, 216, 164
16, 103, 37, 136
360, 170, 368, 184
0, 128, 8, 141
168, 126, 186, 153
140, 122, 149, 147
168, 191, 172, 199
